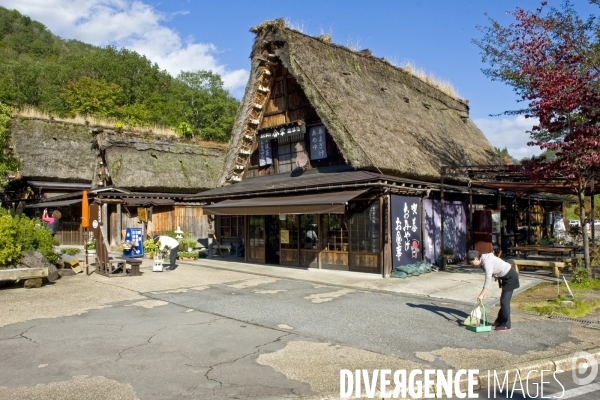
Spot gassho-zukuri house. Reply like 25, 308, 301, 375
190, 19, 507, 277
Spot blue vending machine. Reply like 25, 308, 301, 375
123, 227, 144, 258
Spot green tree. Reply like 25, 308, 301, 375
0, 102, 18, 188
0, 7, 240, 142
494, 147, 518, 165
176, 70, 239, 141
62, 76, 122, 117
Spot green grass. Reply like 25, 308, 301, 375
568, 278, 600, 291
519, 296, 600, 318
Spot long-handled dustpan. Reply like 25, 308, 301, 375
466, 301, 492, 333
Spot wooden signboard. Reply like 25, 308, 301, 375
89, 203, 100, 243
138, 207, 148, 222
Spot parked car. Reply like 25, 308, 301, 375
569, 219, 580, 227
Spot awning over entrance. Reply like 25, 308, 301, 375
25, 199, 82, 208
203, 190, 367, 215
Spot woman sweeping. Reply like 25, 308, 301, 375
466, 250, 520, 331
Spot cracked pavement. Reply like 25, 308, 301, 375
0, 259, 598, 399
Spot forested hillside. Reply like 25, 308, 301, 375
0, 7, 240, 142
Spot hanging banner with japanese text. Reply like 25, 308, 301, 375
391, 195, 421, 268
422, 200, 466, 264
309, 125, 327, 160
259, 140, 272, 166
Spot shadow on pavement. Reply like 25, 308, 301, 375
406, 302, 470, 326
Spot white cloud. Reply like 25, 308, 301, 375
473, 115, 544, 160
0, 0, 248, 96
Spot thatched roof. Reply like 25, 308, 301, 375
10, 117, 226, 192
10, 118, 95, 182
97, 131, 225, 193
220, 19, 501, 184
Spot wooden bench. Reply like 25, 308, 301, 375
508, 259, 566, 278
525, 255, 577, 270
0, 267, 48, 283
122, 257, 142, 276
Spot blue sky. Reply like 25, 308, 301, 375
2, 0, 598, 159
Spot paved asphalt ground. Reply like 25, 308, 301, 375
0, 257, 599, 399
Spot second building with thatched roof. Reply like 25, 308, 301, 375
5, 117, 226, 247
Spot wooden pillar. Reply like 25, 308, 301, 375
440, 175, 445, 270
383, 193, 392, 278
527, 196, 531, 244
116, 204, 122, 244
101, 202, 110, 250
244, 215, 249, 263
469, 184, 473, 250
497, 191, 502, 253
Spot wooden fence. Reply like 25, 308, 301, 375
108, 204, 210, 245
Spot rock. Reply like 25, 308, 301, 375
20, 250, 59, 282
58, 268, 76, 277
23, 278, 42, 288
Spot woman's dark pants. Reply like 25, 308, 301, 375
495, 268, 520, 328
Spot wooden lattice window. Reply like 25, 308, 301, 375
349, 202, 380, 253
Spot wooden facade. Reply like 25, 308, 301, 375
240, 200, 384, 274
245, 64, 345, 178
107, 204, 210, 246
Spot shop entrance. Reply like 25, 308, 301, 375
265, 215, 280, 264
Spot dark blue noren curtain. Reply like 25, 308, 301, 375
391, 195, 422, 269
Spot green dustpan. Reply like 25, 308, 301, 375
466, 301, 492, 333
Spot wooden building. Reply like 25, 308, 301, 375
191, 19, 505, 275
5, 117, 225, 245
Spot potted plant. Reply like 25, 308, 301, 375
85, 239, 96, 255
122, 240, 136, 251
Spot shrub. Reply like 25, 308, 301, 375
143, 238, 159, 253
178, 238, 197, 252
61, 248, 81, 256
0, 208, 58, 267
178, 252, 198, 259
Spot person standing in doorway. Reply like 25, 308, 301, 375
153, 235, 179, 270
466, 250, 520, 331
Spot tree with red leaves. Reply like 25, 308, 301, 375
475, 1, 600, 277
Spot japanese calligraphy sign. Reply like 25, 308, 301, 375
309, 125, 327, 160
257, 122, 306, 142
258, 140, 272, 166
391, 195, 421, 269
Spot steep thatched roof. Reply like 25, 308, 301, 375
97, 131, 225, 193
221, 19, 501, 184
10, 117, 95, 182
